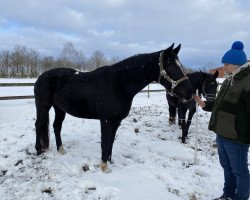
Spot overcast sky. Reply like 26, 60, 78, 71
0, 0, 250, 69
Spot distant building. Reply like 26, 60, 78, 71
209, 67, 225, 78
209, 59, 250, 78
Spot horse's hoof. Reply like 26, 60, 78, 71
58, 146, 66, 155
36, 149, 46, 155
100, 161, 111, 173
168, 118, 176, 125
108, 160, 114, 165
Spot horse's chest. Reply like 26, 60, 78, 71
168, 96, 179, 107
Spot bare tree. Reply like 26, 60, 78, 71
10, 45, 28, 77
86, 50, 109, 71
0, 50, 11, 77
58, 41, 86, 69
41, 56, 55, 73
108, 56, 120, 65
26, 49, 40, 77
0, 42, 120, 77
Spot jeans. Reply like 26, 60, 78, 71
216, 135, 250, 200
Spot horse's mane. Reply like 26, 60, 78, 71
187, 71, 212, 79
93, 51, 160, 73
187, 71, 211, 76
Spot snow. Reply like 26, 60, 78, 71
0, 78, 36, 97
217, 78, 225, 84
0, 79, 244, 200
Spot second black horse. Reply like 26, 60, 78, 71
167, 70, 219, 143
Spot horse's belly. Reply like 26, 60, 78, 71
55, 99, 99, 119
66, 109, 99, 119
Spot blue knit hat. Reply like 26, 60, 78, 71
221, 41, 247, 65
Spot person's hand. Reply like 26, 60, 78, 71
194, 95, 206, 108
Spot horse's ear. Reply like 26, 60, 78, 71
165, 43, 175, 52
214, 70, 219, 78
200, 70, 207, 79
173, 44, 181, 55
162, 43, 174, 56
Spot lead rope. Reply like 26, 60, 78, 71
194, 90, 199, 165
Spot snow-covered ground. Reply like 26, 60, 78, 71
0, 78, 241, 200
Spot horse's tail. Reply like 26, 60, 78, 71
35, 105, 51, 154
34, 75, 53, 154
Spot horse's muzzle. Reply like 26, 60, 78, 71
181, 95, 194, 103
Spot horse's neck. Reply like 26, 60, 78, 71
115, 65, 158, 98
109, 53, 159, 98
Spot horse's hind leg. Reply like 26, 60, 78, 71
53, 105, 66, 155
35, 104, 52, 155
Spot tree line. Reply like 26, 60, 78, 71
0, 42, 120, 78
0, 41, 200, 78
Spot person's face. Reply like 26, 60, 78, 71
223, 64, 238, 73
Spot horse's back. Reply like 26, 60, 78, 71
34, 68, 109, 119
35, 68, 77, 87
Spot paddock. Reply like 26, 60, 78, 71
0, 85, 230, 200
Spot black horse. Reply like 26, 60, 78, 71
34, 43, 193, 172
167, 71, 219, 143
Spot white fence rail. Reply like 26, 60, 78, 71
0, 81, 223, 101
0, 82, 166, 100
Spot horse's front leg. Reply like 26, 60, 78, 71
178, 107, 188, 143
100, 119, 114, 173
181, 124, 188, 143
107, 121, 121, 163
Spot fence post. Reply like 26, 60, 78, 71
147, 84, 150, 98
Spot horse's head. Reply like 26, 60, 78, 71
158, 43, 193, 102
200, 70, 219, 101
